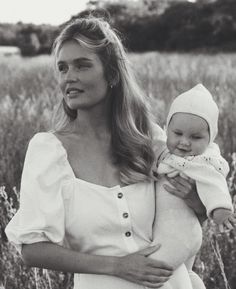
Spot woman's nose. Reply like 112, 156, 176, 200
65, 67, 78, 82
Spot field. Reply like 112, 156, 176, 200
0, 52, 236, 289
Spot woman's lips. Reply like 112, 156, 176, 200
66, 88, 84, 97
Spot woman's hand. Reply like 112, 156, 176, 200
114, 245, 173, 288
163, 174, 207, 223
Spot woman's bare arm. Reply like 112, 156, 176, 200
22, 242, 173, 288
22, 242, 115, 274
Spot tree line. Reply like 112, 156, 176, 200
0, 0, 236, 56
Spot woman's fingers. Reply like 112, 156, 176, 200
142, 282, 164, 288
141, 273, 172, 288
116, 247, 173, 287
138, 273, 170, 288
164, 175, 195, 199
141, 275, 170, 288
170, 175, 192, 191
137, 245, 161, 257
148, 258, 173, 272
147, 267, 173, 277
163, 182, 188, 199
163, 183, 183, 198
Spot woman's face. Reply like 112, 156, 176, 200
56, 40, 108, 111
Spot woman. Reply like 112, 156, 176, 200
5, 14, 205, 289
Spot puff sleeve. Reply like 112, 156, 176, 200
5, 132, 73, 252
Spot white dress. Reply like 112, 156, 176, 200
5, 132, 198, 289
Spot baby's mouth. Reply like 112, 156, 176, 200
176, 147, 191, 156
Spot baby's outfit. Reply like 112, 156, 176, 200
159, 83, 233, 218
157, 142, 233, 218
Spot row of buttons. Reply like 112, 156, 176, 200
117, 192, 131, 237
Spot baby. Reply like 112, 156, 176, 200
151, 84, 235, 289
157, 84, 234, 228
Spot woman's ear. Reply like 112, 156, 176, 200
108, 69, 120, 88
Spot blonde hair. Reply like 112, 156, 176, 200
51, 13, 155, 184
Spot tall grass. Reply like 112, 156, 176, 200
0, 52, 236, 288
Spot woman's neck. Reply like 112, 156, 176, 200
69, 100, 111, 137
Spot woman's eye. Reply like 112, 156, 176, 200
76, 63, 90, 70
174, 131, 182, 136
58, 64, 67, 73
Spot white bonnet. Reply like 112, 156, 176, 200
166, 84, 219, 143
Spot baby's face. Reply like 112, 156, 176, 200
167, 112, 210, 157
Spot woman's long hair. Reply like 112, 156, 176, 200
51, 13, 155, 184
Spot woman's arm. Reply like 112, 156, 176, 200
22, 242, 115, 274
22, 242, 173, 288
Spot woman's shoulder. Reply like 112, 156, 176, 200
28, 131, 65, 151
24, 131, 74, 183
29, 131, 57, 145
26, 131, 67, 165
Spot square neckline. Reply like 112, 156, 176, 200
49, 131, 140, 190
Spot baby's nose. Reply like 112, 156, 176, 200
180, 137, 190, 146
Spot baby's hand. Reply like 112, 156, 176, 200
213, 208, 236, 232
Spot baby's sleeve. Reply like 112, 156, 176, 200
5, 133, 73, 253
193, 144, 233, 216
203, 143, 230, 178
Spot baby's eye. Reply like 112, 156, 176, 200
192, 135, 202, 140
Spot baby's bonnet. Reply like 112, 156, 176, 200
166, 84, 219, 143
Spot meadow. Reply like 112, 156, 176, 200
0, 52, 236, 289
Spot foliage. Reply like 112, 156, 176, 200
0, 52, 236, 288
0, 56, 58, 190
75, 0, 236, 52
1, 0, 236, 55
0, 23, 59, 56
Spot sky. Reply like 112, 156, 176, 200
0, 0, 197, 26
0, 0, 88, 25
